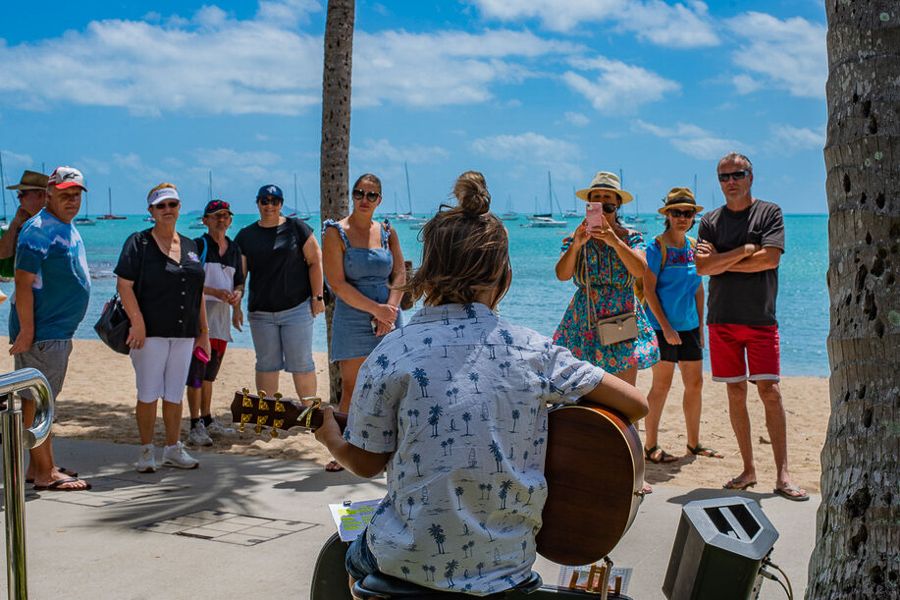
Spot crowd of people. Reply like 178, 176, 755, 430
3, 152, 806, 593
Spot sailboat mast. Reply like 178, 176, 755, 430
208, 170, 213, 202
0, 151, 7, 221
404, 161, 413, 214
108, 187, 113, 215
294, 173, 299, 213
547, 171, 553, 216
693, 173, 698, 199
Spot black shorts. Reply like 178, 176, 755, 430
655, 327, 703, 363
186, 340, 227, 388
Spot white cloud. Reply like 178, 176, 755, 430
726, 12, 826, 98
732, 74, 762, 95
635, 120, 746, 159
564, 111, 590, 127
770, 124, 824, 152
0, 5, 579, 115
563, 56, 679, 113
0, 150, 34, 169
471, 132, 581, 180
471, 0, 719, 48
352, 139, 449, 164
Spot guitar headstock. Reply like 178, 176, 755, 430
230, 388, 347, 438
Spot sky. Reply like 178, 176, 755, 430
0, 0, 829, 216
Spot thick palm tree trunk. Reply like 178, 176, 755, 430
320, 0, 355, 403
807, 3, 899, 598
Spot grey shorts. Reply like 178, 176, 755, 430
13, 339, 73, 402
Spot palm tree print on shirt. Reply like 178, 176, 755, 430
428, 405, 443, 437
510, 409, 520, 432
412, 368, 430, 397
469, 372, 480, 393
428, 523, 446, 554
462, 412, 472, 435
499, 479, 514, 509
445, 560, 459, 588
375, 354, 389, 372
489, 440, 504, 472
454, 486, 464, 509
413, 453, 421, 476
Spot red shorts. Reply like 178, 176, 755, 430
708, 324, 780, 383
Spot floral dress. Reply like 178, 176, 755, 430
553, 232, 659, 373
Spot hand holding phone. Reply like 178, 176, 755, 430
586, 203, 606, 229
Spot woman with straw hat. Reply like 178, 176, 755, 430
641, 188, 722, 464
554, 172, 659, 386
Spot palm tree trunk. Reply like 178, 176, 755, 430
320, 0, 355, 404
807, 3, 899, 598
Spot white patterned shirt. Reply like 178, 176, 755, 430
344, 302, 604, 595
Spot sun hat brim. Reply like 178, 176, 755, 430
575, 186, 634, 204
658, 202, 704, 215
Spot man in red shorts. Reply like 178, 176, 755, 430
695, 152, 808, 501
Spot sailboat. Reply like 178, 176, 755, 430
188, 171, 213, 229
499, 194, 519, 221
523, 172, 566, 227
74, 191, 96, 226
562, 185, 581, 218
402, 162, 427, 228
287, 173, 312, 221
98, 187, 127, 220
0, 151, 9, 228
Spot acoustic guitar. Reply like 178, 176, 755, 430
230, 389, 644, 566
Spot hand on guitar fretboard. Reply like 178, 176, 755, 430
230, 388, 347, 439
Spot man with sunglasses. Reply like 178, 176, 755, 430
695, 152, 807, 501
1, 170, 50, 279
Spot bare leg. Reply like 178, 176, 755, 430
255, 371, 280, 397
679, 361, 704, 449
616, 366, 638, 386
755, 381, 803, 495
338, 358, 366, 413
186, 386, 202, 419
162, 401, 183, 447
726, 381, 756, 485
292, 371, 317, 400
200, 381, 214, 417
136, 400, 158, 445
645, 361, 676, 451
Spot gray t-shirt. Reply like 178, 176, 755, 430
698, 200, 785, 326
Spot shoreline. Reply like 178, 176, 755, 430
0, 337, 827, 492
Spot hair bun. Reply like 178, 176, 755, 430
453, 171, 491, 216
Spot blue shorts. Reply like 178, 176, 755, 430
345, 529, 379, 582
248, 300, 315, 373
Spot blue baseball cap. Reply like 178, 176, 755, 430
256, 184, 283, 200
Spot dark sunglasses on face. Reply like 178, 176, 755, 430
668, 209, 696, 218
601, 203, 618, 214
718, 170, 750, 182
152, 200, 180, 210
352, 188, 381, 202
258, 196, 282, 206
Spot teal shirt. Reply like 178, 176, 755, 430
8, 210, 91, 342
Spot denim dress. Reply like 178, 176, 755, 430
324, 219, 404, 361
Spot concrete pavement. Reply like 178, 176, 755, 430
1, 438, 818, 599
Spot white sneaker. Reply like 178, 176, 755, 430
205, 419, 235, 438
136, 444, 157, 473
162, 442, 199, 469
187, 421, 213, 446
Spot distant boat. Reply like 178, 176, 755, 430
286, 173, 312, 221
188, 217, 206, 229
98, 187, 126, 220
75, 192, 96, 226
143, 215, 155, 222
521, 215, 567, 228
529, 171, 559, 222
500, 194, 519, 221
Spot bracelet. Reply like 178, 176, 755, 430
314, 294, 324, 301
200, 327, 209, 333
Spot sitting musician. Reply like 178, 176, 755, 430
315, 171, 648, 596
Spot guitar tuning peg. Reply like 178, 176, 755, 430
257, 389, 267, 400
273, 392, 283, 401
270, 426, 278, 440
241, 387, 250, 396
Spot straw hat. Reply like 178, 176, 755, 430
658, 187, 703, 214
575, 171, 634, 204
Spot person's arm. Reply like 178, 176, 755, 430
581, 371, 648, 424
0, 211, 29, 260
302, 235, 325, 317
386, 227, 405, 308
322, 226, 397, 325
195, 295, 210, 356
555, 224, 589, 280
642, 267, 680, 345
9, 270, 36, 354
695, 283, 705, 348
727, 246, 782, 272
694, 241, 758, 276
117, 276, 146, 350
598, 226, 647, 278
314, 408, 392, 478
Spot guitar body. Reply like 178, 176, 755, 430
536, 403, 644, 566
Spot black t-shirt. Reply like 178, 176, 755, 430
698, 200, 785, 326
234, 217, 313, 312
114, 229, 206, 338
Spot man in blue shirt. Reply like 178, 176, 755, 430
9, 166, 92, 491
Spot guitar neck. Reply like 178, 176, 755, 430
230, 391, 347, 433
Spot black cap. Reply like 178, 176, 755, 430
256, 184, 283, 200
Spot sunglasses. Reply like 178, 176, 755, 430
601, 203, 618, 214
667, 209, 696, 218
352, 189, 381, 202
717, 170, 750, 182
258, 196, 283, 206
152, 200, 180, 210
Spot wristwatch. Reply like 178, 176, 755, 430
315, 294, 324, 301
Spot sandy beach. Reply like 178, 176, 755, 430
1, 337, 828, 492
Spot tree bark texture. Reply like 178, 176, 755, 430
808, 2, 899, 598
320, 0, 355, 404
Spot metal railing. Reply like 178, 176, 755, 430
0, 368, 54, 600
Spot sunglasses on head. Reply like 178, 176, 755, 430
152, 200, 180, 210
667, 209, 696, 218
352, 188, 381, 202
717, 170, 750, 182
257, 196, 282, 206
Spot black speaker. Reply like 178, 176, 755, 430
662, 496, 778, 600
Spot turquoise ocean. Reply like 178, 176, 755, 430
0, 213, 830, 377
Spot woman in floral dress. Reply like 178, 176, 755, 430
554, 171, 659, 386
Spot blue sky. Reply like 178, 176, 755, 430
0, 0, 828, 216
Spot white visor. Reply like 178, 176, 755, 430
148, 187, 180, 206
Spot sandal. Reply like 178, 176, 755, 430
687, 444, 723, 459
325, 460, 344, 473
644, 445, 678, 464
26, 466, 78, 484
723, 477, 757, 491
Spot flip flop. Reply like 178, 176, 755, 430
644, 445, 678, 464
723, 477, 757, 491
32, 477, 92, 492
774, 485, 810, 502
687, 444, 724, 459
325, 460, 344, 473
26, 466, 79, 484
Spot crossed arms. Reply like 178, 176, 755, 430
694, 241, 782, 276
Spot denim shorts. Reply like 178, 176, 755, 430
248, 300, 315, 373
345, 529, 379, 582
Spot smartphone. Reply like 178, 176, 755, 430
193, 346, 210, 364
586, 203, 606, 229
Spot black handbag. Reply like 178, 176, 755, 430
94, 294, 131, 355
